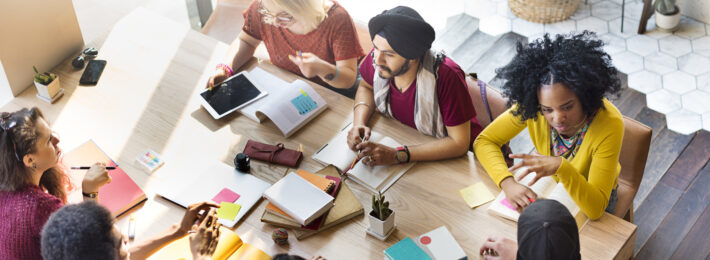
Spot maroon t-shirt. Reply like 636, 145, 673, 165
359, 50, 483, 147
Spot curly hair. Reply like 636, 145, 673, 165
495, 31, 621, 121
41, 201, 119, 260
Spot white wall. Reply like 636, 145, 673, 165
0, 61, 13, 108
680, 0, 710, 24
0, 0, 84, 98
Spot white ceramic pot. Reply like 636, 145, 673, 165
655, 8, 681, 32
368, 210, 395, 237
34, 76, 61, 99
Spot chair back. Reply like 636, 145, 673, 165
465, 76, 508, 127
613, 116, 652, 222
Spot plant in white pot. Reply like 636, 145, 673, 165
367, 193, 395, 240
654, 0, 680, 32
33, 66, 64, 103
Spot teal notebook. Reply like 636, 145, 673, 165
384, 237, 432, 260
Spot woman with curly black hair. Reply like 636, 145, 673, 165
473, 31, 623, 220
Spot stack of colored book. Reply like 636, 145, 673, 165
260, 166, 364, 239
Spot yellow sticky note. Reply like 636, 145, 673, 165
217, 202, 241, 221
459, 182, 495, 208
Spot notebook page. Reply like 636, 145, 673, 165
545, 183, 581, 215
312, 129, 385, 171
515, 167, 557, 197
257, 80, 327, 136
238, 68, 289, 122
348, 136, 412, 192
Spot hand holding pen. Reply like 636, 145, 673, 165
347, 125, 371, 151
81, 162, 112, 193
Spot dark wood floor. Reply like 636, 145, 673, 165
610, 88, 710, 259
436, 13, 710, 259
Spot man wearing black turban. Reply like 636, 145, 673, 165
345, 6, 483, 167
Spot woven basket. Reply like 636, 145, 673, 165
508, 0, 581, 24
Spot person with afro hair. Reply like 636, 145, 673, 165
474, 31, 623, 220
41, 201, 220, 260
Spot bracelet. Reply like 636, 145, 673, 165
353, 101, 371, 111
216, 64, 233, 76
332, 66, 339, 81
82, 191, 98, 198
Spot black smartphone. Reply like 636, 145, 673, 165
79, 60, 107, 85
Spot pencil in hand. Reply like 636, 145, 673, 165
71, 166, 117, 170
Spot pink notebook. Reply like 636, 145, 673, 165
61, 140, 146, 218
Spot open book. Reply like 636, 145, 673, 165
238, 68, 328, 137
312, 124, 415, 194
148, 227, 270, 260
487, 168, 588, 229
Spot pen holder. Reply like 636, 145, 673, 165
235, 153, 250, 172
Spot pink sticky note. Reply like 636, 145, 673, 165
211, 188, 240, 204
501, 198, 517, 211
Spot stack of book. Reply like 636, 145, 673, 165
260, 166, 364, 239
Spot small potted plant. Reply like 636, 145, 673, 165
367, 193, 395, 240
33, 66, 64, 103
654, 0, 680, 32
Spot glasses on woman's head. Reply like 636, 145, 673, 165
257, 0, 294, 24
0, 112, 22, 162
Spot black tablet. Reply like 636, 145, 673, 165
199, 72, 266, 119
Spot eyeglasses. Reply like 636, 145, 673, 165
257, 0, 294, 23
0, 112, 21, 162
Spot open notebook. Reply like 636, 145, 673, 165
487, 168, 588, 229
238, 68, 328, 137
312, 124, 415, 194
148, 227, 270, 260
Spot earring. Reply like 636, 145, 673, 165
32, 163, 37, 169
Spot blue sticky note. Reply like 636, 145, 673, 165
290, 93, 318, 115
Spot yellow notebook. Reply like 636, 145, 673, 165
148, 227, 270, 260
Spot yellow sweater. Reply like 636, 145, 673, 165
473, 99, 623, 220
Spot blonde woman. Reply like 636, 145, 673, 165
206, 0, 364, 98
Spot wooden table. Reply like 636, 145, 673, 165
2, 8, 636, 259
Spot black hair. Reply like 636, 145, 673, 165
495, 31, 621, 121
273, 254, 306, 260
41, 201, 119, 260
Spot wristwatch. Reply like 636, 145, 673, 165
395, 146, 410, 164
82, 191, 98, 198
